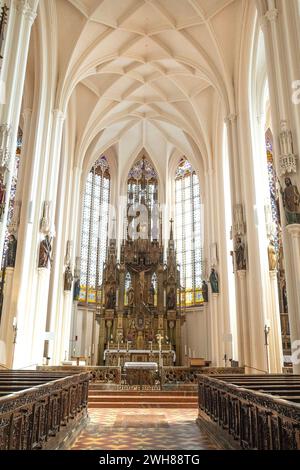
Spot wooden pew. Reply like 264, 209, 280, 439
0, 370, 90, 450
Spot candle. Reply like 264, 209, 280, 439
184, 345, 187, 356
189, 347, 191, 357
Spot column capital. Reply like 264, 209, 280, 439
286, 223, 300, 239
237, 269, 247, 280
265, 8, 278, 23
269, 270, 278, 281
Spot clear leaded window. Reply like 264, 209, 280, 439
175, 157, 203, 306
79, 156, 110, 304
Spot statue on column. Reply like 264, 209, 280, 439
281, 177, 300, 224
167, 287, 176, 310
202, 280, 209, 302
0, 177, 6, 219
64, 265, 74, 291
209, 268, 219, 294
234, 236, 246, 270
268, 240, 277, 271
38, 235, 52, 268
127, 286, 135, 306
6, 234, 17, 267
105, 286, 116, 309
73, 277, 80, 301
148, 282, 155, 306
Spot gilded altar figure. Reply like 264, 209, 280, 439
234, 236, 246, 270
148, 283, 155, 305
38, 235, 52, 268
127, 286, 134, 306
6, 234, 17, 268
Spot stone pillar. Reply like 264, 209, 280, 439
285, 224, 300, 373
30, 267, 50, 366
57, 291, 73, 364
0, 0, 38, 258
268, 270, 284, 372
0, 267, 14, 366
210, 293, 220, 366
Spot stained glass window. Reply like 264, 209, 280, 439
1, 127, 22, 268
127, 156, 158, 240
79, 156, 110, 304
175, 157, 203, 306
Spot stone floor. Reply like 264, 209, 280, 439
71, 408, 221, 450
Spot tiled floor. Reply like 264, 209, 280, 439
71, 408, 220, 450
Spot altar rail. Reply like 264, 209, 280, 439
162, 367, 245, 386
0, 371, 89, 450
198, 374, 300, 450
37, 366, 121, 384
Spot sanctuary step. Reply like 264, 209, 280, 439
88, 389, 198, 408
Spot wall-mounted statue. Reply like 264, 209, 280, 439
281, 177, 300, 224
234, 236, 247, 270
6, 234, 17, 268
73, 277, 80, 301
209, 268, 219, 294
0, 177, 6, 219
127, 286, 134, 306
105, 286, 116, 310
202, 280, 209, 302
167, 287, 176, 310
268, 240, 277, 271
148, 283, 155, 305
64, 265, 74, 291
38, 235, 52, 268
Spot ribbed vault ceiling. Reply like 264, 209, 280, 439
40, 0, 246, 174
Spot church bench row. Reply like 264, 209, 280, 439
0, 371, 89, 450
197, 374, 300, 450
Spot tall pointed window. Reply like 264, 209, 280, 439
175, 157, 203, 306
79, 156, 110, 303
127, 156, 158, 240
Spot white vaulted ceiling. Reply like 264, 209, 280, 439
46, 0, 247, 176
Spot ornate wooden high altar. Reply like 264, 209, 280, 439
97, 217, 185, 366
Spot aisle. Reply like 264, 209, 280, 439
71, 408, 221, 450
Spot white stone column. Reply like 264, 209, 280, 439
58, 291, 73, 363
258, 1, 300, 373
0, 267, 14, 366
236, 270, 251, 368
268, 270, 284, 372
285, 224, 300, 373
0, 0, 38, 258
210, 293, 220, 366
